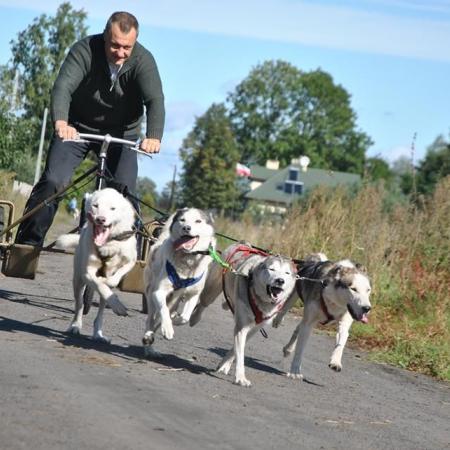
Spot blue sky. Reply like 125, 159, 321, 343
0, 0, 449, 192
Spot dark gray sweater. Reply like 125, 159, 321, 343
51, 34, 165, 140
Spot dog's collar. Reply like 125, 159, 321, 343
109, 229, 136, 242
165, 260, 204, 290
319, 292, 335, 325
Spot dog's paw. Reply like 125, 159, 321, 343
171, 313, 188, 326
216, 360, 232, 375
286, 372, 304, 380
142, 332, 155, 347
93, 332, 111, 344
234, 377, 252, 387
283, 345, 294, 357
107, 295, 128, 316
329, 361, 343, 372
67, 324, 81, 335
161, 320, 174, 340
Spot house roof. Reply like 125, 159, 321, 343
249, 165, 278, 181
246, 164, 361, 205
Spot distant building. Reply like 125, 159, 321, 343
245, 159, 361, 214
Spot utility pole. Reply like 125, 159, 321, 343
34, 107, 48, 185
411, 132, 417, 202
168, 164, 177, 212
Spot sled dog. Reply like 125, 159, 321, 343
192, 243, 297, 386
142, 208, 216, 356
273, 255, 372, 379
56, 188, 137, 343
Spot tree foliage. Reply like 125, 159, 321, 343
0, 2, 87, 181
365, 156, 394, 183
5, 2, 87, 121
416, 135, 450, 195
0, 3, 87, 181
227, 60, 372, 174
136, 176, 159, 217
0, 111, 36, 182
179, 103, 240, 211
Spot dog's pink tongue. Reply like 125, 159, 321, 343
173, 236, 199, 251
93, 224, 110, 246
361, 314, 369, 324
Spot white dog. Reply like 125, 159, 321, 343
191, 243, 297, 387
56, 188, 137, 343
142, 207, 216, 356
273, 256, 372, 379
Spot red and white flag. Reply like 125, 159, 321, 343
236, 162, 251, 177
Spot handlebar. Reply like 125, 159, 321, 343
64, 133, 152, 158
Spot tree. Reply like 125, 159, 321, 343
179, 103, 240, 211
0, 2, 87, 166
136, 176, 159, 218
416, 135, 450, 195
0, 111, 36, 182
158, 180, 179, 213
5, 2, 87, 121
365, 156, 394, 183
227, 60, 372, 174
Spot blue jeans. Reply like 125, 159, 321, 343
15, 133, 139, 247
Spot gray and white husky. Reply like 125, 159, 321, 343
273, 255, 372, 379
190, 242, 297, 387
142, 208, 216, 356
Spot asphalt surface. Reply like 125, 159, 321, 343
0, 248, 449, 450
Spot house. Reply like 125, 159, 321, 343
245, 159, 361, 214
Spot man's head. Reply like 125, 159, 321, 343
104, 12, 139, 66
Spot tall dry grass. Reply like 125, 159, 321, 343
217, 177, 450, 380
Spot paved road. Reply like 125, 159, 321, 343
0, 249, 449, 450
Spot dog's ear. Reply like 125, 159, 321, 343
354, 262, 368, 274
169, 208, 188, 232
199, 209, 215, 226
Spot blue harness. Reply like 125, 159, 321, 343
166, 260, 204, 290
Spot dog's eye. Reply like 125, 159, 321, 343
195, 219, 202, 223
110, 207, 116, 211
92, 203, 98, 208
350, 287, 358, 292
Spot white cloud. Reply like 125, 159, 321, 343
2, 0, 450, 62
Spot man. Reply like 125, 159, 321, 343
15, 11, 165, 247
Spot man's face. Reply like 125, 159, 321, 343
104, 22, 137, 66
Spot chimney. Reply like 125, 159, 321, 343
266, 160, 280, 170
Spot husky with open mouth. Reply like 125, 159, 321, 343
56, 188, 137, 343
191, 242, 297, 386
273, 255, 372, 379
142, 207, 216, 356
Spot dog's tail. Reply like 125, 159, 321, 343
55, 233, 80, 250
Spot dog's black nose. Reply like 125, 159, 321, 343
95, 216, 106, 224
183, 225, 191, 232
362, 305, 371, 314
275, 278, 285, 286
